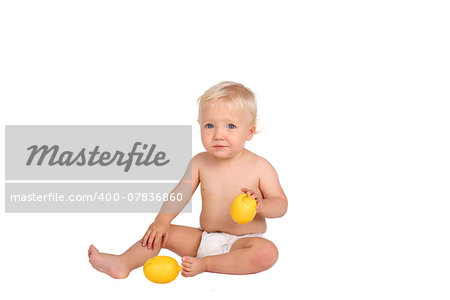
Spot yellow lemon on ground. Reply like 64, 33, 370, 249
230, 193, 257, 224
143, 256, 183, 284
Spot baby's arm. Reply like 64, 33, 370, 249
141, 155, 200, 249
156, 157, 200, 220
244, 160, 287, 218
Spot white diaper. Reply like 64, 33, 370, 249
196, 230, 263, 258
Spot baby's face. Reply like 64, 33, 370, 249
199, 100, 255, 159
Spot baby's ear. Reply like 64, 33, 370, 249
246, 124, 256, 141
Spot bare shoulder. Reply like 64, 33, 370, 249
191, 151, 214, 170
192, 151, 211, 164
245, 150, 277, 173
246, 150, 286, 202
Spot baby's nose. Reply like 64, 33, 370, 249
213, 128, 224, 139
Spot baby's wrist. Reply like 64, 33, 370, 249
257, 198, 265, 216
155, 213, 172, 224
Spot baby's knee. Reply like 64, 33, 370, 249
252, 241, 278, 271
162, 224, 176, 249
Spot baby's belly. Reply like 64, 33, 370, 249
200, 208, 267, 236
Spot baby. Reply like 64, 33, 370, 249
88, 81, 288, 278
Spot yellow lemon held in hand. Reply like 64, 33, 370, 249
230, 193, 257, 224
143, 256, 183, 284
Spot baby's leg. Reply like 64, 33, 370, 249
182, 237, 278, 276
88, 225, 202, 279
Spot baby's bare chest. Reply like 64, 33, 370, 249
199, 165, 260, 204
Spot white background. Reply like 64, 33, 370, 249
1, 1, 449, 299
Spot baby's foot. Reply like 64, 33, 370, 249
88, 244, 129, 279
181, 256, 207, 277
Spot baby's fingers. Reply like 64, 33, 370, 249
241, 188, 250, 193
243, 189, 257, 199
141, 229, 152, 247
161, 233, 169, 248
152, 232, 162, 250
147, 230, 157, 249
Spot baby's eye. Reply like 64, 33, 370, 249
227, 124, 236, 129
205, 124, 214, 129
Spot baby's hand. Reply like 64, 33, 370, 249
241, 188, 263, 213
141, 219, 170, 250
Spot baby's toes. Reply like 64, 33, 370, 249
181, 266, 197, 277
182, 256, 194, 266
181, 263, 191, 270
88, 244, 98, 258
182, 256, 194, 262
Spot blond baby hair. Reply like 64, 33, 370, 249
197, 81, 258, 130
